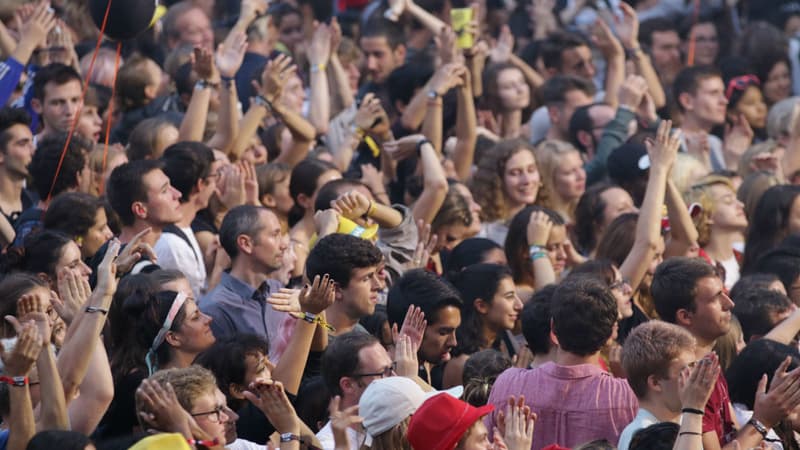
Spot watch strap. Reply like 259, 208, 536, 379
280, 433, 301, 443
747, 418, 768, 438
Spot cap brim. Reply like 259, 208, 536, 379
424, 385, 464, 401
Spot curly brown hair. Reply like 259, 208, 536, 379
469, 139, 537, 223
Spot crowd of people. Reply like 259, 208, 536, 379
2, 0, 800, 449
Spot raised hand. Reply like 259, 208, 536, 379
406, 220, 437, 270
614, 2, 640, 50
496, 396, 536, 450
679, 352, 720, 411
753, 355, 800, 428
15, 0, 56, 51
307, 21, 332, 68
329, 17, 342, 56
239, 0, 267, 27
137, 379, 195, 436
267, 288, 302, 313
243, 379, 300, 434
384, 0, 406, 21
724, 113, 754, 162
383, 134, 428, 161
216, 31, 248, 79
645, 120, 681, 172
427, 63, 466, 97
354, 93, 386, 132
314, 209, 340, 237
393, 334, 419, 377
0, 318, 41, 376
96, 238, 120, 297
328, 396, 363, 450
216, 164, 246, 210
617, 75, 648, 111
55, 267, 91, 325
436, 26, 461, 66
489, 25, 514, 63
46, 20, 78, 67
299, 274, 336, 315
591, 18, 623, 59
392, 304, 426, 353
16, 294, 52, 347
116, 228, 157, 275
259, 54, 295, 103
193, 46, 219, 82
331, 190, 371, 220
526, 210, 553, 247
238, 160, 259, 206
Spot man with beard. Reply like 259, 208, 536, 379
387, 269, 462, 389
0, 108, 36, 239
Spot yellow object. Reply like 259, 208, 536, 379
451, 8, 474, 49
129, 433, 191, 450
150, 5, 167, 27
337, 216, 379, 240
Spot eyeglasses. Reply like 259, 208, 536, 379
725, 74, 760, 100
352, 361, 397, 379
609, 278, 631, 291
190, 405, 229, 423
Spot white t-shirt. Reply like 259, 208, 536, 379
155, 226, 207, 298
316, 420, 365, 450
227, 439, 266, 450
617, 408, 659, 450
719, 255, 741, 290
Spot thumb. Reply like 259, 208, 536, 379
758, 373, 768, 394
4, 316, 21, 334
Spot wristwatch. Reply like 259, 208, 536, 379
747, 417, 768, 438
280, 433, 301, 443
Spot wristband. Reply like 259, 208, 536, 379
678, 431, 701, 436
528, 244, 545, 255
416, 139, 432, 157
280, 433, 302, 443
530, 251, 548, 261
0, 376, 28, 387
187, 437, 220, 447
220, 75, 235, 83
310, 63, 326, 73
747, 418, 768, 438
681, 407, 704, 415
85, 306, 108, 315
253, 94, 274, 112
194, 79, 219, 90
289, 311, 335, 332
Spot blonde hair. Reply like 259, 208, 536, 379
671, 153, 709, 195
136, 366, 217, 418
470, 139, 537, 222
714, 315, 743, 371
686, 175, 735, 247
534, 140, 581, 220
363, 417, 412, 450
621, 321, 696, 399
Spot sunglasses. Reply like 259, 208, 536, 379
725, 74, 760, 100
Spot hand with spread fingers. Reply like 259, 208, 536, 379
136, 379, 195, 438
329, 396, 363, 450
299, 274, 336, 315
244, 379, 300, 435
15, 294, 52, 347
116, 229, 157, 275
55, 267, 91, 325
0, 319, 41, 377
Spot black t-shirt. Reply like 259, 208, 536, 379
94, 370, 146, 440
617, 303, 649, 344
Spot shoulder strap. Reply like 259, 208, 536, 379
162, 224, 200, 263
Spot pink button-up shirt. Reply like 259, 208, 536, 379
486, 362, 638, 450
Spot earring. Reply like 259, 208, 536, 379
75, 236, 83, 246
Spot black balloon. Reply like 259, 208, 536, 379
89, 0, 156, 41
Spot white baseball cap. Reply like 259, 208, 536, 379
358, 377, 463, 439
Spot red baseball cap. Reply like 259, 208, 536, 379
407, 393, 495, 450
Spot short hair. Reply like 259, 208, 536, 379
540, 31, 590, 71
106, 160, 163, 226
43, 192, 105, 238
313, 178, 367, 212
445, 238, 503, 276
160, 141, 214, 203
28, 132, 88, 199
144, 365, 218, 413
305, 234, 383, 288
33, 63, 81, 101
161, 1, 199, 45
521, 284, 557, 355
622, 321, 696, 398
256, 162, 291, 199
727, 338, 800, 410
321, 331, 379, 397
387, 63, 434, 108
387, 269, 462, 327
639, 17, 678, 51
116, 55, 156, 112
673, 65, 722, 112
756, 246, 800, 294
730, 273, 782, 302
766, 97, 800, 140
568, 103, 600, 153
539, 75, 597, 106
551, 276, 618, 356
195, 334, 269, 410
219, 205, 267, 259
0, 107, 31, 151
361, 17, 405, 50
629, 422, 679, 450
732, 288, 792, 342
651, 257, 718, 324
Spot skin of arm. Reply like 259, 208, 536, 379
67, 342, 114, 434
178, 84, 212, 142
411, 142, 449, 225
508, 54, 544, 92
663, 179, 699, 258
271, 320, 316, 396
205, 81, 239, 154
34, 344, 68, 431
307, 23, 332, 135
328, 53, 353, 111
421, 97, 443, 154
406, 0, 446, 34
4, 323, 41, 450
230, 103, 269, 162
272, 100, 316, 167
451, 68, 477, 181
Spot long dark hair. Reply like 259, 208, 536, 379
505, 206, 564, 285
449, 264, 513, 357
0, 230, 73, 279
742, 185, 800, 274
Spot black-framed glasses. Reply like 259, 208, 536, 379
190, 405, 228, 423
352, 362, 397, 379
609, 278, 630, 291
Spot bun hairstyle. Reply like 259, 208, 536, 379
111, 289, 187, 377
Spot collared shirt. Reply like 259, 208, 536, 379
199, 272, 284, 361
487, 362, 638, 450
